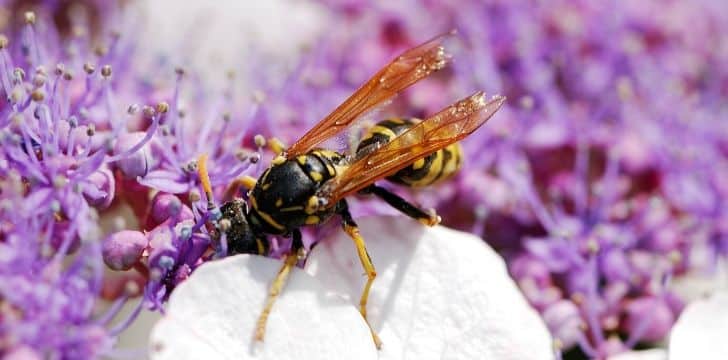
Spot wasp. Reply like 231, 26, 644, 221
197, 32, 505, 349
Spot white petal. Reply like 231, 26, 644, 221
137, 0, 324, 87
149, 255, 377, 360
669, 291, 728, 359
608, 349, 667, 360
670, 256, 728, 303
306, 216, 554, 360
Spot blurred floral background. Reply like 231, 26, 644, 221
0, 0, 726, 359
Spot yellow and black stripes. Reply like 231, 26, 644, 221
357, 118, 463, 187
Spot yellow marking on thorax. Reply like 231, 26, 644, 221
296, 155, 308, 166
280, 205, 304, 212
325, 163, 336, 176
310, 171, 323, 182
305, 215, 320, 225
271, 155, 286, 166
255, 210, 285, 231
250, 196, 285, 231
275, 198, 283, 207
305, 196, 320, 215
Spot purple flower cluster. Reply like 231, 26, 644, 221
0, 10, 329, 355
2, 1, 726, 358
0, 3, 154, 358
317, 0, 728, 357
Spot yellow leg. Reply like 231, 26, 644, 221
268, 137, 286, 155
254, 252, 298, 342
223, 175, 257, 201
342, 223, 383, 349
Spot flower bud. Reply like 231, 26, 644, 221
148, 193, 194, 227
83, 168, 115, 209
102, 230, 148, 271
114, 131, 151, 179
622, 296, 675, 342
542, 300, 583, 349
148, 221, 184, 270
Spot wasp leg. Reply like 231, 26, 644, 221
222, 175, 257, 201
337, 200, 383, 349
254, 229, 303, 342
268, 137, 286, 155
361, 184, 441, 226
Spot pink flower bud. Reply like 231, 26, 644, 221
102, 230, 148, 271
114, 131, 151, 179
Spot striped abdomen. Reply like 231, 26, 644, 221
356, 118, 463, 187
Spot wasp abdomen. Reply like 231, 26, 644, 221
356, 118, 462, 187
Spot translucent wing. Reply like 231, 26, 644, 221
318, 92, 506, 205
285, 32, 454, 158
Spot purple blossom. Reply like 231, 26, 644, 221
318, 0, 728, 357
0, 6, 154, 358
2, 1, 726, 358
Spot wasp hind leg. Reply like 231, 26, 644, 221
254, 229, 304, 342
337, 200, 383, 349
361, 184, 440, 226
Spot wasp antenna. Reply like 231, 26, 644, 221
197, 153, 215, 210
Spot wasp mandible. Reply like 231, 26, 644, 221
198, 32, 506, 349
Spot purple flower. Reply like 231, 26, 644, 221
318, 0, 728, 356
0, 7, 153, 358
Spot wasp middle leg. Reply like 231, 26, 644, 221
360, 184, 441, 226
254, 229, 303, 342
337, 200, 383, 349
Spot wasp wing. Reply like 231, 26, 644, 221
318, 92, 506, 205
285, 32, 454, 158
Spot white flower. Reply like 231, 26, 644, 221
149, 255, 376, 359
150, 216, 553, 359
608, 349, 667, 360
669, 291, 728, 359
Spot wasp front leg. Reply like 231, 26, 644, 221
360, 184, 441, 226
337, 200, 383, 349
254, 229, 303, 342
